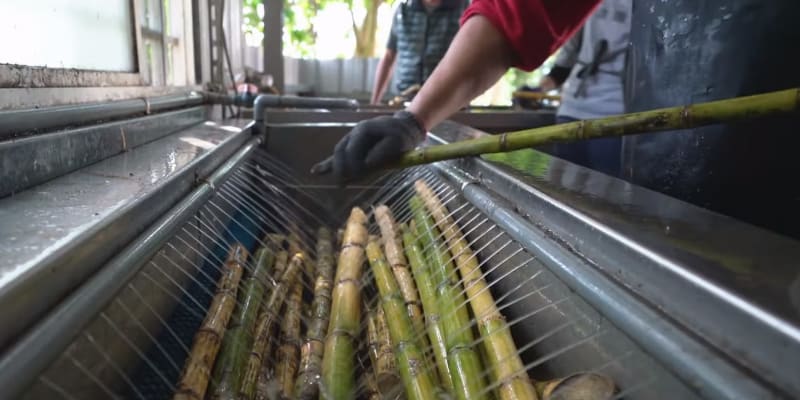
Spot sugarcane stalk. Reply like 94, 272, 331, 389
276, 279, 303, 398
368, 303, 401, 393
295, 227, 335, 400
240, 252, 304, 399
254, 244, 285, 400
411, 196, 487, 400
396, 88, 800, 168
416, 180, 539, 400
512, 91, 562, 102
401, 224, 454, 392
174, 244, 249, 400
366, 239, 440, 400
210, 246, 275, 399
321, 207, 368, 400
534, 373, 616, 400
375, 206, 426, 340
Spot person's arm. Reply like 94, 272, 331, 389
312, 0, 601, 180
408, 16, 512, 130
409, 0, 600, 130
371, 49, 397, 105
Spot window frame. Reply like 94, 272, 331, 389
0, 0, 191, 89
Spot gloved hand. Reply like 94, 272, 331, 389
311, 110, 426, 181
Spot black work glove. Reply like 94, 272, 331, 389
311, 110, 426, 181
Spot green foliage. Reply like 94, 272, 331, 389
243, 0, 394, 58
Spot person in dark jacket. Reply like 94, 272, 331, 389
370, 0, 466, 104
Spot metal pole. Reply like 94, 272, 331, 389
0, 92, 205, 141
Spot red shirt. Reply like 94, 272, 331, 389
461, 0, 601, 71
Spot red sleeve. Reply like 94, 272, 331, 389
461, 0, 601, 71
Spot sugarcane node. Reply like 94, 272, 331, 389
499, 133, 509, 151
680, 105, 693, 127
326, 328, 357, 340
479, 313, 507, 326
334, 277, 360, 287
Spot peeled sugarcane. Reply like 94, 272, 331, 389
375, 206, 426, 340
367, 304, 401, 394
411, 196, 487, 400
401, 224, 454, 392
366, 239, 441, 400
174, 244, 249, 400
210, 246, 275, 399
295, 227, 335, 400
396, 88, 800, 168
275, 279, 303, 398
534, 373, 616, 400
241, 252, 304, 399
416, 180, 539, 400
322, 207, 368, 400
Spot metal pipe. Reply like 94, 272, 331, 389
435, 163, 784, 400
0, 135, 262, 400
252, 94, 360, 135
0, 92, 205, 141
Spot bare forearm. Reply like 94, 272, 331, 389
407, 16, 514, 130
371, 50, 396, 104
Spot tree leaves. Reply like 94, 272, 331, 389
242, 0, 396, 58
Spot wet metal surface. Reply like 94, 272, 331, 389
0, 107, 207, 198
0, 118, 252, 349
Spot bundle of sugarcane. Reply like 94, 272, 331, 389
174, 244, 249, 400
534, 373, 616, 400
275, 279, 303, 398
209, 246, 275, 399
415, 180, 538, 400
411, 196, 487, 400
396, 88, 800, 168
402, 223, 454, 391
240, 252, 304, 399
295, 228, 335, 400
366, 238, 441, 400
321, 207, 368, 399
375, 206, 426, 340
366, 303, 400, 394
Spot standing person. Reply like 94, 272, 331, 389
370, 0, 467, 105
539, 0, 632, 177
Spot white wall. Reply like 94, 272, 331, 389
0, 0, 136, 72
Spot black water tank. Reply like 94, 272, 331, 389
623, 0, 800, 238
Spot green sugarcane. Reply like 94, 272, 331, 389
411, 196, 487, 400
367, 239, 440, 400
210, 247, 275, 399
295, 227, 336, 400
401, 224, 453, 392
396, 88, 800, 168
416, 181, 537, 400
240, 252, 303, 399
322, 208, 368, 400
